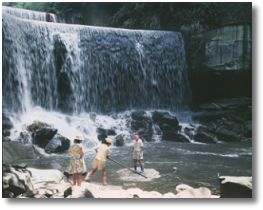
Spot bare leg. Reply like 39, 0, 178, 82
139, 160, 144, 172
77, 173, 82, 186
85, 168, 97, 181
73, 174, 77, 185
102, 169, 107, 185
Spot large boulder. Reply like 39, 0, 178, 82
45, 134, 71, 154
130, 111, 153, 142
152, 111, 183, 141
114, 134, 125, 147
152, 111, 180, 129
32, 127, 58, 148
219, 176, 252, 198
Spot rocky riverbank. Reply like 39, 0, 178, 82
3, 164, 219, 198
3, 164, 252, 198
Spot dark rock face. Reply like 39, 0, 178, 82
32, 127, 58, 148
114, 134, 125, 146
192, 98, 251, 143
45, 134, 70, 154
130, 111, 153, 142
2, 164, 34, 198
188, 25, 252, 104
219, 176, 252, 198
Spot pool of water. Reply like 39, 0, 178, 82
13, 140, 252, 195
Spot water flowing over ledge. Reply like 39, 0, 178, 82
3, 6, 190, 114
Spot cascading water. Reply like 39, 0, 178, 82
2, 6, 191, 145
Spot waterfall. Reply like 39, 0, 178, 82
2, 6, 191, 114
2, 6, 57, 22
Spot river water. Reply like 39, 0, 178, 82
11, 139, 252, 195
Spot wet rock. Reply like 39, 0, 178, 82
32, 127, 58, 148
97, 127, 116, 136
114, 134, 125, 147
19, 131, 32, 144
2, 112, 13, 130
2, 164, 34, 198
244, 121, 252, 138
2, 112, 13, 139
194, 131, 217, 144
45, 134, 70, 154
219, 176, 252, 198
215, 127, 240, 142
130, 111, 153, 142
184, 126, 195, 139
152, 111, 182, 141
194, 126, 217, 144
163, 132, 190, 142
27, 121, 49, 133
152, 111, 180, 129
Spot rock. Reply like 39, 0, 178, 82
219, 176, 252, 198
83, 189, 95, 198
2, 112, 13, 139
97, 134, 107, 142
244, 121, 252, 138
96, 127, 116, 136
26, 121, 49, 133
175, 184, 212, 198
152, 111, 182, 141
32, 127, 57, 148
2, 164, 34, 198
131, 111, 148, 121
163, 132, 190, 142
184, 126, 195, 139
193, 112, 224, 123
114, 134, 125, 146
215, 127, 240, 142
130, 111, 153, 142
194, 131, 217, 144
19, 131, 32, 144
2, 114, 13, 130
45, 134, 70, 154
152, 111, 180, 129
64, 187, 72, 198
194, 126, 217, 143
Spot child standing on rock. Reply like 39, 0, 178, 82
132, 135, 144, 173
68, 135, 86, 186
85, 137, 112, 185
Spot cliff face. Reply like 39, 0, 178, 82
189, 25, 252, 71
187, 24, 252, 104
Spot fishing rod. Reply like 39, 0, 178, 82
108, 157, 148, 179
